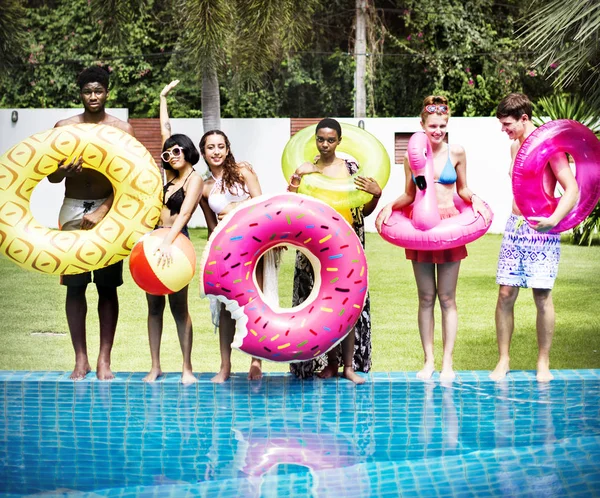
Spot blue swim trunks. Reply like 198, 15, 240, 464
496, 214, 561, 289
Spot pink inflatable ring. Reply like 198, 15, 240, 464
200, 193, 368, 362
378, 132, 492, 250
512, 119, 600, 233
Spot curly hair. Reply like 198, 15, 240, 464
199, 130, 248, 195
316, 118, 342, 139
77, 66, 110, 91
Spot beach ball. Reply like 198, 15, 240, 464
129, 228, 196, 295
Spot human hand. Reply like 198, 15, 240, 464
154, 241, 173, 268
354, 175, 382, 198
375, 204, 393, 232
297, 162, 319, 176
80, 206, 106, 230
57, 157, 83, 177
472, 196, 491, 224
529, 216, 557, 233
160, 80, 180, 97
217, 201, 242, 220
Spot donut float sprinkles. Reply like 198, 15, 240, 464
0, 124, 162, 275
200, 193, 368, 362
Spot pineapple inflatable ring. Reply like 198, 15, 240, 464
0, 123, 162, 275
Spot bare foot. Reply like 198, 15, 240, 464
342, 366, 365, 385
248, 359, 262, 381
536, 359, 554, 382
489, 358, 510, 381
439, 366, 456, 382
317, 363, 339, 379
211, 366, 231, 384
143, 367, 163, 383
70, 360, 91, 381
96, 360, 114, 381
416, 362, 435, 380
181, 370, 198, 384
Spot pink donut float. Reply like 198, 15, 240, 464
512, 119, 600, 233
378, 131, 492, 250
199, 193, 368, 362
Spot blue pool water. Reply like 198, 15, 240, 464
1, 370, 599, 497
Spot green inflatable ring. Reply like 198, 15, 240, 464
281, 122, 390, 210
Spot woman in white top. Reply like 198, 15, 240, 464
198, 130, 265, 383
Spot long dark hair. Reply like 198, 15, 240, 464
199, 130, 247, 194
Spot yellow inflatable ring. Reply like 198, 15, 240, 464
281, 122, 390, 210
0, 123, 162, 275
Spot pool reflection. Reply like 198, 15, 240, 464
0, 372, 599, 497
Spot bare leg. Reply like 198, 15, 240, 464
490, 285, 519, 381
168, 286, 197, 384
533, 288, 555, 382
318, 349, 340, 379
212, 305, 234, 383
66, 285, 91, 380
412, 262, 436, 380
248, 358, 263, 380
144, 293, 165, 382
340, 330, 364, 384
96, 285, 118, 380
248, 258, 265, 381
437, 262, 461, 382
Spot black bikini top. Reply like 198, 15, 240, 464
163, 172, 193, 216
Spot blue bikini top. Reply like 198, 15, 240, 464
411, 146, 457, 186
435, 146, 457, 185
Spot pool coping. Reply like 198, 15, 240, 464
0, 369, 599, 383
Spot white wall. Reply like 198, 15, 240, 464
1, 110, 513, 232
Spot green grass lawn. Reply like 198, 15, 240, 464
0, 229, 599, 375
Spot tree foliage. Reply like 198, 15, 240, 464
0, 0, 576, 119
520, 0, 600, 110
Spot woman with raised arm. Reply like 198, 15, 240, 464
144, 125, 204, 383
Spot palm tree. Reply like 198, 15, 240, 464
0, 0, 28, 67
179, 0, 319, 131
520, 0, 600, 109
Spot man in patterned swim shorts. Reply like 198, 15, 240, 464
489, 93, 579, 383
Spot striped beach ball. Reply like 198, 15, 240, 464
129, 228, 196, 295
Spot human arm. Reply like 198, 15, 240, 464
159, 80, 179, 144
530, 153, 579, 232
375, 157, 416, 232
155, 174, 203, 265
199, 195, 218, 238
80, 193, 114, 230
287, 161, 320, 192
47, 156, 84, 183
454, 145, 491, 224
354, 175, 382, 217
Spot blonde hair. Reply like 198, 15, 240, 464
420, 95, 450, 123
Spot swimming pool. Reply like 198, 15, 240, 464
1, 370, 599, 497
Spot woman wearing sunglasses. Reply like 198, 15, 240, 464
376, 96, 490, 382
143, 88, 204, 384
